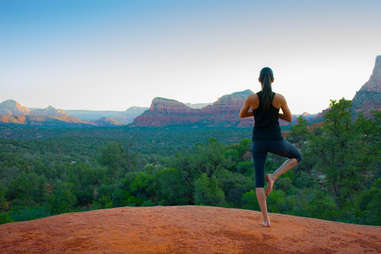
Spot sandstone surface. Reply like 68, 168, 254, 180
1, 205, 380, 254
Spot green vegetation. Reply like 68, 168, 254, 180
0, 98, 380, 226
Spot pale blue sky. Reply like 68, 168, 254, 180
1, 0, 380, 114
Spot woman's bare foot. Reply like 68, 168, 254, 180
265, 174, 274, 197
261, 221, 271, 227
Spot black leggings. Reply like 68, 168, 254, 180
252, 139, 302, 188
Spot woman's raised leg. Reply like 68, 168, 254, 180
265, 158, 298, 197
265, 139, 301, 197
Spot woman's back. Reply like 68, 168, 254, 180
252, 91, 283, 141
254, 91, 280, 128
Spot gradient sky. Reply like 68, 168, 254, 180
1, 0, 380, 114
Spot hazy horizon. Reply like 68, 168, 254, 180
1, 0, 381, 114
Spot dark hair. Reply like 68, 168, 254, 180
259, 67, 274, 111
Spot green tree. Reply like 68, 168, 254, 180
193, 138, 226, 177
304, 190, 338, 220
215, 168, 252, 207
119, 172, 156, 206
98, 142, 133, 177
358, 178, 381, 225
267, 189, 287, 213
286, 116, 309, 148
236, 161, 253, 176
241, 189, 259, 211
194, 173, 225, 206
155, 167, 192, 205
47, 182, 77, 214
353, 111, 381, 184
0, 212, 13, 224
237, 138, 251, 160
6, 172, 48, 207
308, 98, 364, 208
0, 184, 8, 211
222, 148, 240, 171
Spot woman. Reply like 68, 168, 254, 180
239, 67, 302, 227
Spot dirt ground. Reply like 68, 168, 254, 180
1, 205, 380, 254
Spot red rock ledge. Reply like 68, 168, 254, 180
0, 205, 380, 254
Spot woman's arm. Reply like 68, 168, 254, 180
279, 95, 292, 122
240, 96, 253, 118
278, 113, 289, 121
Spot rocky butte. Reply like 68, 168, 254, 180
0, 99, 30, 124
0, 100, 147, 126
131, 90, 294, 128
313, 55, 381, 121
352, 55, 381, 113
0, 99, 92, 126
0, 206, 380, 253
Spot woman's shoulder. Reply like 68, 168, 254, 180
248, 92, 259, 99
246, 93, 259, 107
273, 92, 286, 101
272, 92, 286, 108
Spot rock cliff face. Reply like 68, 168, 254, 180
149, 97, 198, 114
360, 55, 381, 93
30, 105, 68, 117
133, 97, 201, 127
94, 117, 121, 126
0, 99, 30, 116
0, 100, 93, 126
0, 100, 30, 123
132, 90, 295, 127
352, 55, 381, 113
1, 205, 380, 254
0, 99, 148, 127
132, 90, 255, 127
313, 55, 381, 121
185, 102, 211, 109
0, 114, 26, 124
65, 106, 148, 125
201, 90, 254, 127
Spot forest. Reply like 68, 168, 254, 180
0, 98, 380, 226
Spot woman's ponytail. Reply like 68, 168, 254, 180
259, 67, 274, 111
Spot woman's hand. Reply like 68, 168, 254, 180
278, 113, 289, 121
240, 110, 253, 118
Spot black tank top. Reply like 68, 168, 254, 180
252, 91, 283, 141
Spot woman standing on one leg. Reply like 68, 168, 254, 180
239, 67, 302, 227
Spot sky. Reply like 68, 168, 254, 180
1, 0, 380, 114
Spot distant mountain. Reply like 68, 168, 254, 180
0, 100, 30, 124
299, 112, 317, 120
0, 99, 30, 115
30, 105, 68, 117
65, 106, 148, 125
0, 101, 93, 126
131, 90, 298, 127
0, 100, 148, 127
131, 97, 203, 127
94, 117, 122, 127
125, 106, 149, 116
198, 90, 255, 127
352, 55, 381, 114
185, 102, 211, 109
312, 55, 381, 122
